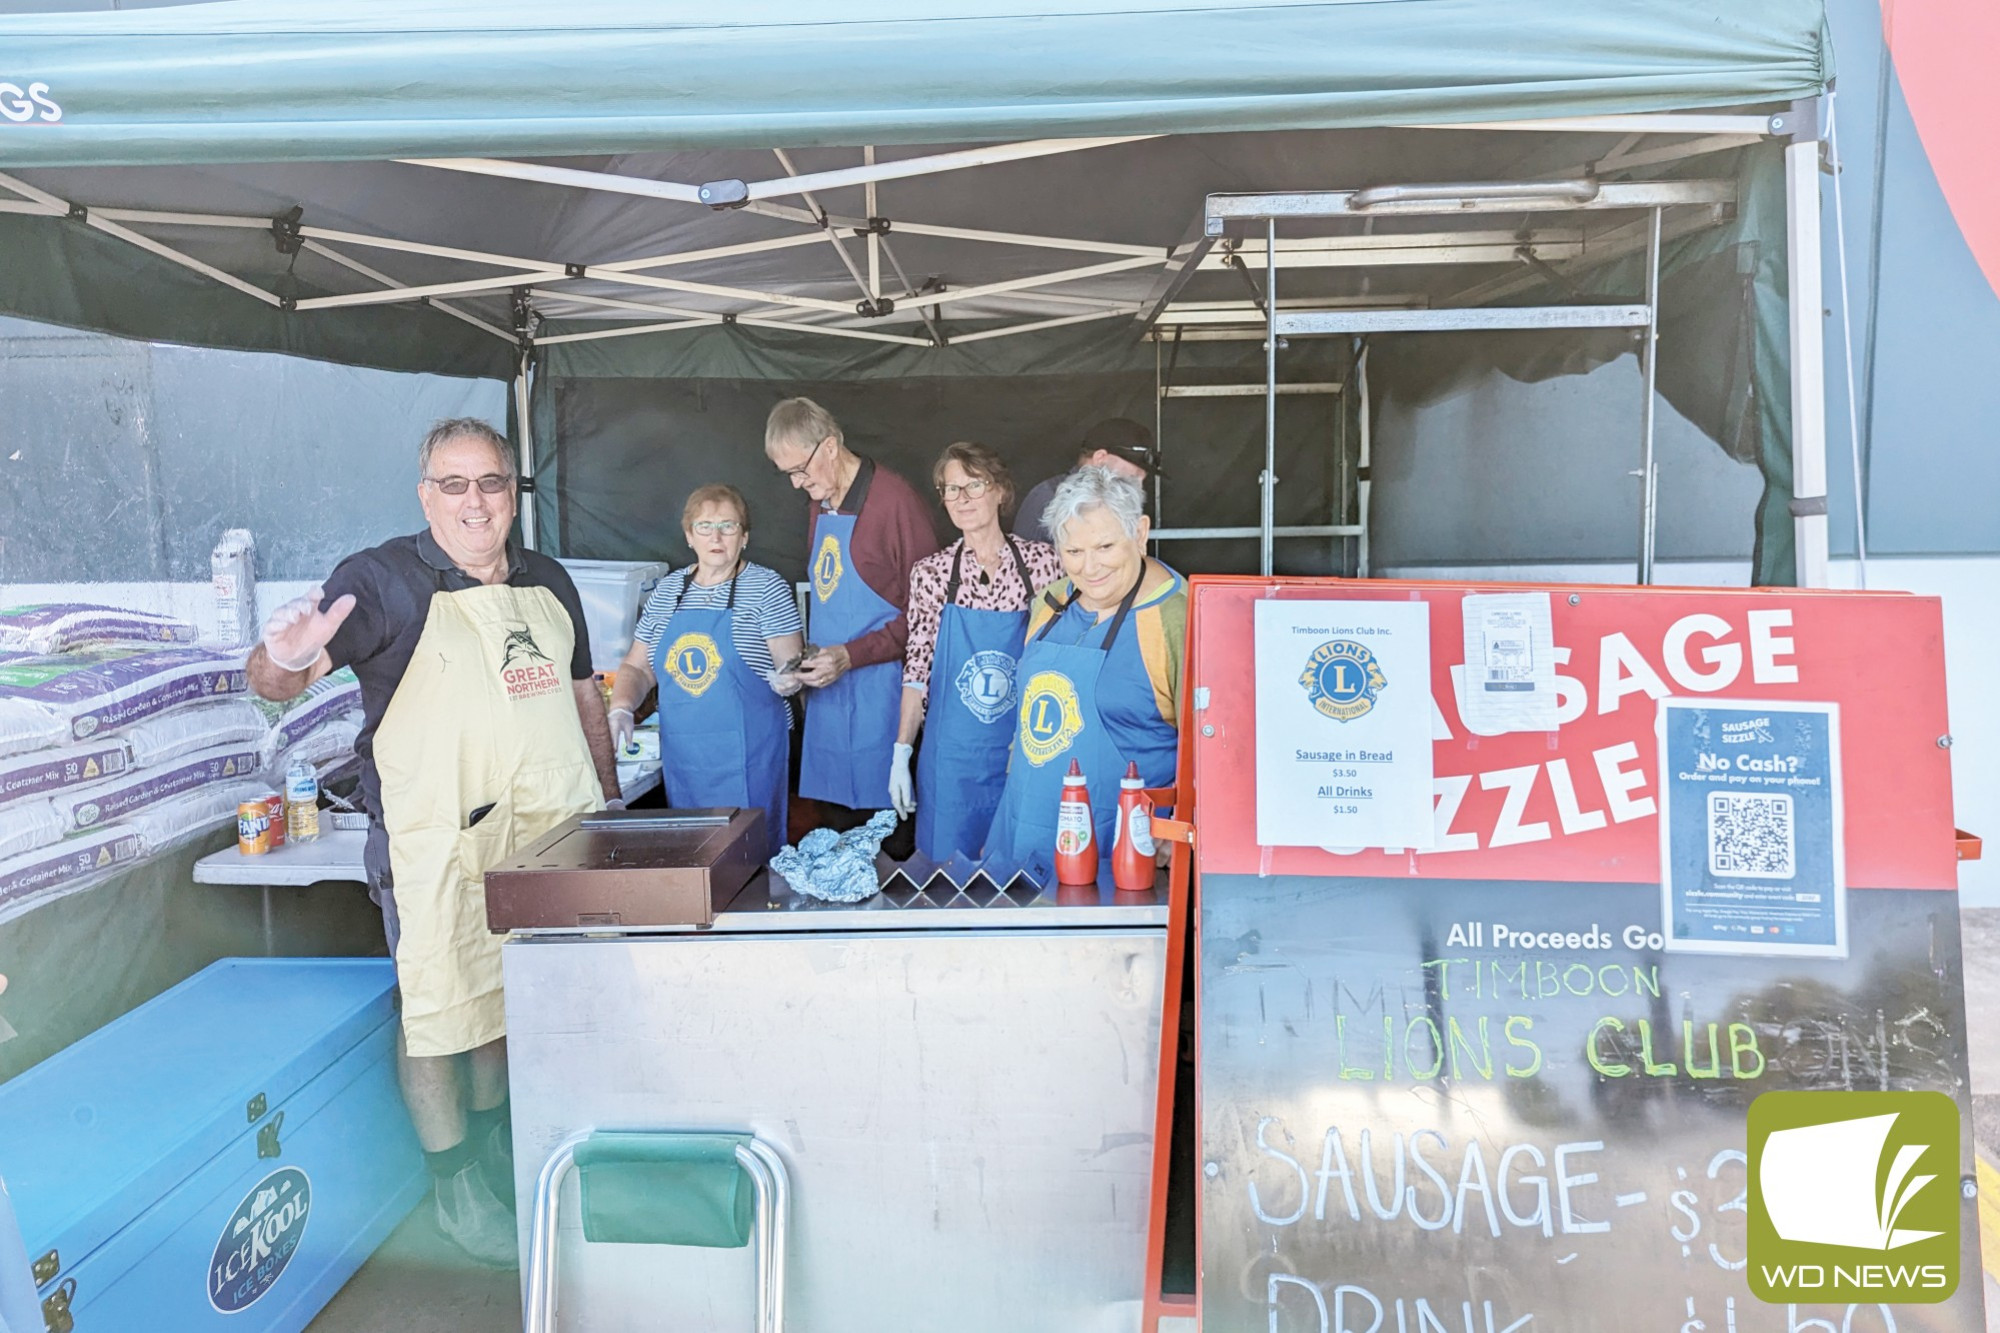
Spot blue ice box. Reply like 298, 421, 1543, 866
0, 958, 425, 1331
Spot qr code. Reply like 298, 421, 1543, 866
1707, 791, 1795, 878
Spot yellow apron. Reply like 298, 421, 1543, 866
374, 582, 603, 1057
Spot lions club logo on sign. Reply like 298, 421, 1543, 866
664, 631, 723, 698
955, 650, 1017, 725
208, 1166, 312, 1313
1300, 638, 1387, 722
812, 534, 844, 602
1019, 670, 1084, 767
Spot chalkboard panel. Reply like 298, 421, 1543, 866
1198, 874, 1982, 1333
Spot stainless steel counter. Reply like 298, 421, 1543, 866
503, 880, 1168, 1332
508, 867, 1168, 936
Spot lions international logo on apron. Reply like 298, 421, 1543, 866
954, 649, 1017, 725
1300, 638, 1387, 722
663, 630, 724, 698
812, 533, 844, 602
1019, 669, 1085, 766
499, 622, 563, 701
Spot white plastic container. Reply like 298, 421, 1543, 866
556, 559, 671, 670
210, 529, 258, 649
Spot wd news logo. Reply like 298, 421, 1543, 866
1747, 1091, 1961, 1303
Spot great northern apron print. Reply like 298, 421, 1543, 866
499, 622, 564, 701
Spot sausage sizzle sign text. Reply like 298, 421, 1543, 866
1222, 589, 1952, 892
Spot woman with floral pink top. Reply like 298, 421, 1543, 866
891, 442, 1060, 861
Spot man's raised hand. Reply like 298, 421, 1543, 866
261, 585, 356, 673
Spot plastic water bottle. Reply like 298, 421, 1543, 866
284, 757, 321, 843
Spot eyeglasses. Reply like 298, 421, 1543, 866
937, 477, 993, 502
425, 473, 512, 496
783, 436, 830, 483
691, 520, 743, 536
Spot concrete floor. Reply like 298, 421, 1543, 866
307, 906, 2000, 1333
307, 1198, 521, 1333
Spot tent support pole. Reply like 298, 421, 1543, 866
1785, 117, 1832, 588
772, 147, 877, 309
515, 349, 538, 551
1636, 206, 1662, 585
533, 317, 722, 345
875, 235, 947, 345
403, 136, 1155, 209
1357, 342, 1372, 578
0, 169, 281, 307
944, 308, 1137, 344
1262, 218, 1277, 576
1154, 335, 1169, 544
1826, 94, 1870, 589
864, 147, 882, 301
301, 240, 514, 342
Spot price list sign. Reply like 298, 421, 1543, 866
1186, 580, 1977, 1333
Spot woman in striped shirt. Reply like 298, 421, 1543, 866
609, 485, 804, 854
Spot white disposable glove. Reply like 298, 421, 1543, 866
608, 707, 636, 754
888, 742, 916, 819
766, 668, 803, 698
261, 584, 356, 673
603, 797, 628, 812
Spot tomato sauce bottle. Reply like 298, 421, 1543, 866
1054, 760, 1097, 886
1111, 762, 1156, 891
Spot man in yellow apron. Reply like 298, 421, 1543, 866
249, 419, 618, 1267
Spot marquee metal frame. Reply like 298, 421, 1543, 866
0, 108, 1831, 580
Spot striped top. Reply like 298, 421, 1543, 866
633, 562, 803, 679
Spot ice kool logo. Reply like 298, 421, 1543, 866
1746, 1091, 1960, 1302
208, 1166, 312, 1312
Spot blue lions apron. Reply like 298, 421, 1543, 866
651, 565, 790, 856
799, 508, 901, 810
915, 538, 1035, 861
985, 576, 1172, 880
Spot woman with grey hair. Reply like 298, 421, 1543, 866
982, 465, 1187, 881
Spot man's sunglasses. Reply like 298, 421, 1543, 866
425, 473, 513, 495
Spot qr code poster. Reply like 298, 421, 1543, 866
1657, 699, 1845, 958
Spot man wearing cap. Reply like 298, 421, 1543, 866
1012, 418, 1159, 546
